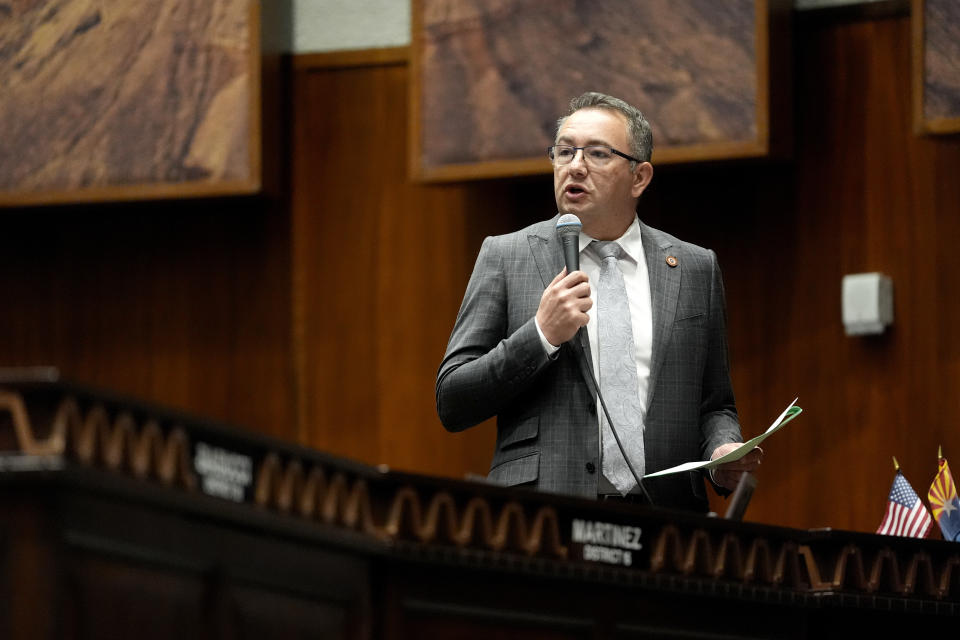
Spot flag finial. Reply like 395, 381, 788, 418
893, 456, 900, 472
939, 445, 943, 460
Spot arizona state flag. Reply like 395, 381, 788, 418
928, 453, 960, 542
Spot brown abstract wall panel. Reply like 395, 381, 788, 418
411, 0, 790, 181
0, 0, 260, 205
913, 0, 960, 133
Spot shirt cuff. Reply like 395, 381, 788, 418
534, 317, 561, 359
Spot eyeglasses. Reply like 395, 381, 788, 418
547, 144, 640, 167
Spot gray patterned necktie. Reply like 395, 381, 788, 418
594, 241, 645, 495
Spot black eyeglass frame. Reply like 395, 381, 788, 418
546, 145, 641, 165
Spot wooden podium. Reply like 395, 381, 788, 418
1, 374, 958, 638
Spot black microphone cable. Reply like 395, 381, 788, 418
575, 328, 655, 506
556, 214, 655, 506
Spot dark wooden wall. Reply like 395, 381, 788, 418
0, 198, 296, 439
3, 8, 959, 534
705, 9, 960, 530
289, 52, 510, 473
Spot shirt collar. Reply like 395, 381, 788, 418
578, 215, 643, 264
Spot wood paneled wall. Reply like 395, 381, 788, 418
0, 197, 296, 439
290, 50, 528, 476
3, 8, 959, 535
728, 11, 960, 530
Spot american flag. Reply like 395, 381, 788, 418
876, 471, 933, 538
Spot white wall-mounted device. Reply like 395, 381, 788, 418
842, 272, 894, 336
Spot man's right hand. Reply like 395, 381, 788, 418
536, 268, 592, 346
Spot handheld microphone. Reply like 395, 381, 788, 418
555, 213, 582, 272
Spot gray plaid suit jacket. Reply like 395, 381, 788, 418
436, 214, 742, 512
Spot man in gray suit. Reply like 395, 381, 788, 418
436, 92, 761, 512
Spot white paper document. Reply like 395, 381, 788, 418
642, 398, 802, 479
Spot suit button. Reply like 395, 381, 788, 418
585, 462, 596, 474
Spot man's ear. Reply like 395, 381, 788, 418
632, 161, 653, 198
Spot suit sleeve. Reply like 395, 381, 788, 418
436, 236, 554, 432
699, 250, 742, 460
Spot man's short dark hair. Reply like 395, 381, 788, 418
557, 92, 653, 164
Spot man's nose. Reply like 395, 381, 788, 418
568, 149, 588, 173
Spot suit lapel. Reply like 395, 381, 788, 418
528, 219, 565, 288
641, 222, 679, 410
528, 217, 596, 392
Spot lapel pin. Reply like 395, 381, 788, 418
666, 255, 678, 268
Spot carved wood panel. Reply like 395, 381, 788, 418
411, 0, 791, 181
0, 0, 261, 205
913, 0, 960, 134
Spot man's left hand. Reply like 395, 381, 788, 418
709, 443, 763, 492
